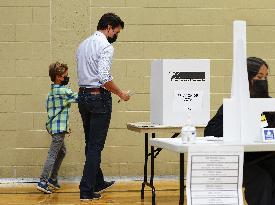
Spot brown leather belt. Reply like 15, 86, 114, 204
79, 87, 101, 94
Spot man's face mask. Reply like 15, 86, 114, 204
251, 79, 269, 98
61, 76, 70, 86
107, 33, 117, 44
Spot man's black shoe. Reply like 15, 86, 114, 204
95, 181, 115, 194
80, 192, 102, 201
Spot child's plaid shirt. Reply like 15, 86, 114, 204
46, 84, 78, 135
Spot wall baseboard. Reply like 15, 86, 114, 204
0, 175, 180, 184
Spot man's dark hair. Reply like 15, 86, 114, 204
97, 13, 124, 30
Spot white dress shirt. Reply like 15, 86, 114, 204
76, 31, 114, 88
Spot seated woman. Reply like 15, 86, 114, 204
204, 57, 275, 205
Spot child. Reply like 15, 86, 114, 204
37, 62, 78, 194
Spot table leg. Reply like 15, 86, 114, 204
154, 133, 180, 157
141, 133, 148, 199
150, 133, 156, 205
179, 153, 185, 205
141, 132, 178, 204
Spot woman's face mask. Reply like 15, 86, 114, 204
251, 79, 269, 98
250, 64, 269, 98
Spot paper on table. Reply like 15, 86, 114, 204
187, 145, 244, 205
172, 90, 203, 112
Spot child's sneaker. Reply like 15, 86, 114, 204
36, 181, 52, 194
47, 178, 61, 190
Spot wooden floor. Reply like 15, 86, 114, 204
0, 180, 248, 205
0, 180, 184, 205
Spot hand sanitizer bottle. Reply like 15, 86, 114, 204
181, 115, 196, 143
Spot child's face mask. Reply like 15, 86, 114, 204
61, 76, 70, 85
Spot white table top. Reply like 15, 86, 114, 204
149, 137, 275, 153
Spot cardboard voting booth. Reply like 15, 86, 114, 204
223, 21, 275, 143
150, 59, 210, 126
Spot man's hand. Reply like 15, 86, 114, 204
103, 80, 131, 102
119, 91, 130, 101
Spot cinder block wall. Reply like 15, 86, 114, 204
0, 0, 274, 178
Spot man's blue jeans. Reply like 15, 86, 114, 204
78, 88, 112, 194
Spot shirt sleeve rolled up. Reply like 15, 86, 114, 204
97, 45, 114, 84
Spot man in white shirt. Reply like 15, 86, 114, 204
76, 13, 130, 201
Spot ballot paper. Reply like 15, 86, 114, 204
187, 145, 244, 205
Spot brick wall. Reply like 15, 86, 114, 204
0, 0, 274, 178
